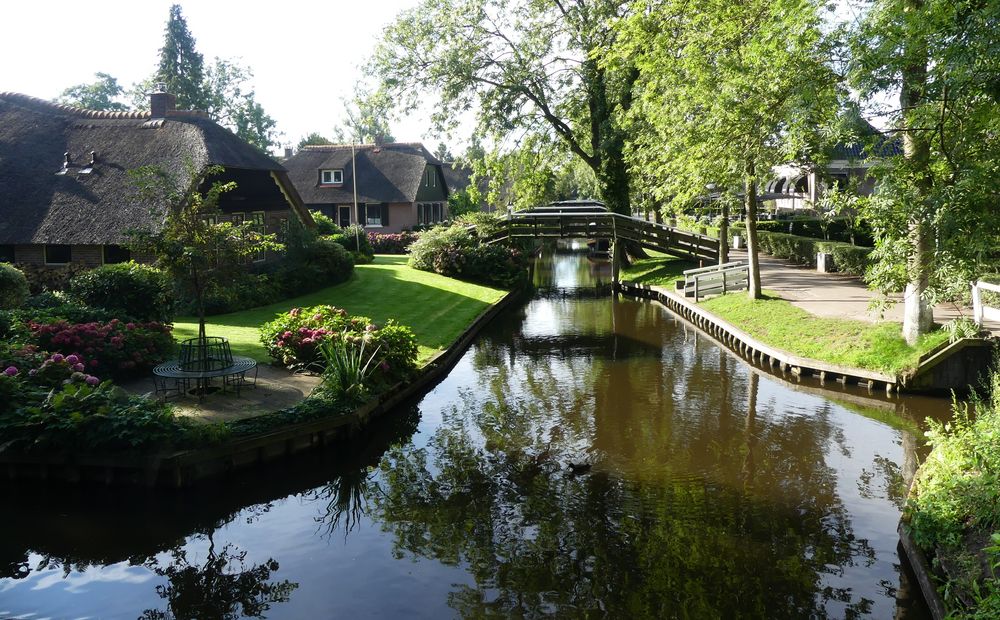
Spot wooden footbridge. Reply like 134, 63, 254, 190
486, 211, 719, 263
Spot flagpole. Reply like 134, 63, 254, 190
352, 141, 360, 250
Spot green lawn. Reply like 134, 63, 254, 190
173, 255, 507, 364
621, 251, 697, 287
699, 292, 950, 375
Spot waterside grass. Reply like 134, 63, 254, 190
173, 255, 506, 365
699, 292, 949, 375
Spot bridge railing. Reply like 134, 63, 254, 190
486, 211, 719, 262
972, 280, 1000, 327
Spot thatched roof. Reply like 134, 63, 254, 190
0, 92, 305, 245
284, 142, 443, 205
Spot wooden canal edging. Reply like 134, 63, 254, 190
897, 522, 948, 620
0, 288, 523, 488
620, 280, 901, 392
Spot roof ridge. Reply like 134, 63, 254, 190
301, 141, 428, 151
0, 91, 150, 120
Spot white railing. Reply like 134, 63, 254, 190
972, 281, 1000, 326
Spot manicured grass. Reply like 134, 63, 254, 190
621, 251, 697, 287
173, 255, 507, 364
699, 292, 950, 375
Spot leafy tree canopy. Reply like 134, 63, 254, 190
56, 72, 129, 111
331, 86, 396, 144
369, 0, 638, 215
156, 4, 209, 111
297, 132, 332, 149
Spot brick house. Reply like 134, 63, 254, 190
0, 91, 312, 269
283, 143, 449, 233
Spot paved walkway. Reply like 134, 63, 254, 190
121, 364, 321, 423
729, 249, 1000, 335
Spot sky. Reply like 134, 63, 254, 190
0, 0, 436, 153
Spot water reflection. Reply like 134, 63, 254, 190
0, 243, 940, 618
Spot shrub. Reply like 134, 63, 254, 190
814, 241, 873, 277
0, 263, 29, 309
368, 231, 421, 254
15, 262, 90, 294
408, 224, 527, 288
329, 224, 374, 262
28, 319, 174, 379
0, 376, 206, 454
310, 210, 339, 235
259, 305, 417, 385
69, 261, 175, 322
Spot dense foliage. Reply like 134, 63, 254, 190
69, 262, 175, 322
0, 263, 29, 310
745, 231, 873, 277
27, 318, 174, 379
260, 305, 418, 387
15, 262, 89, 294
906, 368, 1000, 617
407, 224, 527, 288
367, 231, 420, 254
328, 225, 374, 263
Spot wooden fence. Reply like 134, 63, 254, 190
487, 212, 719, 263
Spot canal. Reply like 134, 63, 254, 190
0, 243, 946, 618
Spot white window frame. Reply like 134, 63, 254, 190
321, 169, 344, 185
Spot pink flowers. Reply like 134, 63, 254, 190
28, 318, 173, 378
85, 375, 100, 386
289, 308, 301, 317
3, 366, 18, 377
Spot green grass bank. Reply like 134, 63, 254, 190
173, 255, 507, 365
905, 368, 1000, 618
622, 252, 948, 375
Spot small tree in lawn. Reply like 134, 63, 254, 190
128, 163, 282, 345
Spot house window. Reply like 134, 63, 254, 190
103, 245, 131, 264
0, 245, 14, 263
203, 215, 218, 226
359, 204, 387, 228
432, 202, 442, 223
231, 212, 245, 224
45, 244, 72, 265
252, 212, 266, 261
321, 169, 344, 185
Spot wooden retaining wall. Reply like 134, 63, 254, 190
621, 281, 901, 393
0, 289, 522, 488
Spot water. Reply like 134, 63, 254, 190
0, 242, 946, 618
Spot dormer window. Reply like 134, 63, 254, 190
321, 169, 344, 185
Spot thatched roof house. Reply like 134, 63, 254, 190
0, 91, 311, 267
284, 142, 450, 233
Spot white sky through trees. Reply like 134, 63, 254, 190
1, 0, 427, 153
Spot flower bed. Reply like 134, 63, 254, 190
27, 319, 174, 380
368, 231, 421, 254
260, 304, 418, 387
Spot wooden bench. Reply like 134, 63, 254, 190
679, 261, 749, 301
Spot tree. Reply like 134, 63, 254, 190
128, 163, 282, 345
433, 142, 454, 162
56, 72, 129, 111
156, 4, 209, 111
297, 132, 332, 149
331, 87, 396, 144
615, 0, 841, 295
204, 58, 279, 151
370, 0, 638, 216
851, 0, 1000, 343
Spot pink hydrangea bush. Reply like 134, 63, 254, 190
28, 319, 173, 379
260, 304, 417, 384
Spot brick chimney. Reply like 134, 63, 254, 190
284, 147, 293, 160
150, 84, 176, 119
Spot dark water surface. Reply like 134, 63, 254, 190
1, 243, 947, 618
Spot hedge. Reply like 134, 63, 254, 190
750, 231, 873, 277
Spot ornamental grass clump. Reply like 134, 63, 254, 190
318, 330, 382, 401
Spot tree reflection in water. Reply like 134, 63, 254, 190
358, 295, 882, 618
140, 533, 297, 620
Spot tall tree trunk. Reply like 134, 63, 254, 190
900, 0, 934, 345
719, 201, 730, 265
744, 163, 762, 299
